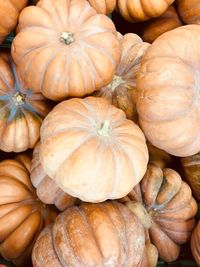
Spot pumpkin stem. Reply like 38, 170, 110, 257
60, 32, 74, 45
97, 120, 111, 137
108, 75, 125, 92
12, 92, 26, 106
126, 201, 152, 229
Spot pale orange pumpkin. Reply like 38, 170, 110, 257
93, 33, 150, 122
40, 96, 149, 202
136, 25, 200, 157
87, 0, 116, 15
177, 0, 200, 25
11, 0, 121, 101
191, 220, 200, 265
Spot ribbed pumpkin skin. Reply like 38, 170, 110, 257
0, 0, 28, 43
40, 97, 148, 202
31, 142, 78, 211
142, 6, 182, 43
191, 220, 200, 265
177, 0, 200, 24
0, 155, 57, 266
93, 33, 150, 122
117, 0, 175, 22
32, 201, 145, 267
87, 0, 116, 14
0, 53, 50, 153
136, 25, 200, 157
11, 0, 121, 101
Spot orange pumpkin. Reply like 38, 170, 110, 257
116, 0, 175, 22
32, 201, 146, 267
93, 33, 150, 122
177, 0, 200, 24
141, 5, 182, 43
11, 0, 121, 101
136, 25, 200, 157
31, 142, 78, 211
87, 0, 116, 15
191, 220, 200, 265
40, 97, 148, 202
0, 52, 50, 152
0, 154, 57, 266
0, 0, 28, 44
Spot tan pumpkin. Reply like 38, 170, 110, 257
87, 0, 116, 15
0, 52, 50, 153
121, 163, 198, 262
136, 25, 200, 157
177, 0, 200, 24
32, 201, 146, 267
116, 0, 175, 22
93, 33, 150, 122
40, 96, 148, 202
141, 5, 182, 43
191, 220, 200, 265
0, 154, 57, 266
11, 0, 121, 101
31, 142, 78, 211
0, 0, 28, 44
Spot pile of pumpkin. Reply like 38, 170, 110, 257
1, 0, 200, 266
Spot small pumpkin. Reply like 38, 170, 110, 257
87, 0, 116, 15
32, 201, 146, 267
40, 96, 148, 203
116, 0, 175, 22
31, 142, 78, 211
0, 52, 50, 152
0, 154, 57, 266
141, 5, 182, 43
136, 25, 200, 157
93, 33, 150, 122
191, 220, 200, 265
177, 0, 200, 25
11, 0, 121, 101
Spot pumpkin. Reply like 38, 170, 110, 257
177, 0, 200, 25
116, 0, 175, 22
32, 201, 146, 267
0, 0, 28, 44
141, 5, 182, 43
0, 154, 57, 266
93, 33, 150, 122
87, 0, 116, 15
147, 142, 171, 169
121, 163, 198, 262
0, 52, 50, 153
31, 142, 78, 211
11, 0, 121, 101
40, 96, 148, 202
191, 220, 200, 265
136, 25, 200, 157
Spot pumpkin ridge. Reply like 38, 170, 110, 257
49, 225, 64, 267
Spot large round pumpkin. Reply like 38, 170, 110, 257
87, 0, 116, 15
0, 52, 50, 152
136, 25, 200, 157
11, 0, 121, 101
32, 201, 146, 267
31, 142, 78, 211
40, 96, 148, 202
116, 0, 175, 22
177, 0, 200, 25
191, 220, 200, 265
0, 154, 57, 266
0, 0, 28, 44
93, 33, 150, 122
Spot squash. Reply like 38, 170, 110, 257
177, 0, 200, 24
11, 0, 121, 101
87, 0, 116, 15
32, 201, 146, 267
116, 0, 175, 22
0, 52, 50, 153
191, 220, 200, 265
141, 5, 182, 43
40, 96, 149, 202
0, 154, 57, 266
136, 25, 200, 157
0, 0, 28, 44
31, 142, 78, 211
93, 33, 150, 122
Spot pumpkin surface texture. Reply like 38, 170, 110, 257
31, 142, 78, 211
0, 154, 57, 266
0, 52, 50, 152
191, 220, 200, 265
87, 0, 116, 15
136, 25, 200, 157
40, 96, 149, 202
11, 0, 121, 101
93, 33, 150, 122
177, 0, 200, 24
32, 201, 146, 267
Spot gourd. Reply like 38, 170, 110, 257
177, 0, 200, 24
87, 0, 116, 15
191, 220, 200, 265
